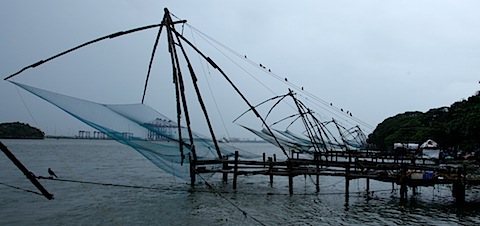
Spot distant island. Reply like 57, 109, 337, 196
0, 122, 45, 139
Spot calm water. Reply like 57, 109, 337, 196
1, 139, 480, 225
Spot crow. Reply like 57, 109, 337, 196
48, 168, 58, 178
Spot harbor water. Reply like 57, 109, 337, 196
1, 139, 480, 225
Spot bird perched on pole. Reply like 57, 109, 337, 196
48, 168, 58, 178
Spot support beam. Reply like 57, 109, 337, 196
0, 142, 53, 200
233, 151, 239, 190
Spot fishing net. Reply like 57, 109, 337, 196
236, 92, 368, 154
12, 81, 259, 180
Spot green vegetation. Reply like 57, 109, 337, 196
0, 122, 45, 139
368, 91, 480, 152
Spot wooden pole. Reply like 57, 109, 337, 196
315, 152, 320, 193
287, 159, 294, 195
263, 152, 266, 166
268, 157, 273, 187
189, 153, 195, 188
345, 151, 351, 203
0, 142, 54, 200
233, 151, 239, 190
222, 156, 228, 183
453, 167, 465, 203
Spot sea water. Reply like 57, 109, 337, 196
1, 139, 480, 225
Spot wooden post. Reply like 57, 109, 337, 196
315, 152, 320, 193
399, 164, 407, 200
222, 155, 228, 183
189, 153, 195, 188
452, 167, 465, 203
288, 160, 293, 195
345, 151, 351, 203
233, 151, 239, 190
273, 154, 277, 162
268, 157, 273, 187
263, 152, 266, 166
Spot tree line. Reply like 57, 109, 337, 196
368, 91, 480, 152
0, 122, 45, 139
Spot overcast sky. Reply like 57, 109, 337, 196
1, 1, 479, 138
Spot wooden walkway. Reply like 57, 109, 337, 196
190, 150, 480, 202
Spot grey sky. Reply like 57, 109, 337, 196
1, 1, 479, 138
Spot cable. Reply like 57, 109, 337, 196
186, 24, 374, 131
0, 181, 44, 197
194, 171, 267, 226
12, 79, 39, 127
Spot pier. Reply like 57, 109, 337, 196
191, 150, 480, 203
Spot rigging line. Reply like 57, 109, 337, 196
189, 25, 352, 134
12, 79, 39, 127
188, 27, 236, 149
186, 24, 374, 131
4, 20, 186, 81
188, 28, 278, 96
0, 181, 44, 197
194, 170, 266, 226
172, 29, 290, 159
47, 149, 122, 226
37, 176, 165, 190
188, 28, 302, 128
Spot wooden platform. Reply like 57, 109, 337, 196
190, 150, 480, 202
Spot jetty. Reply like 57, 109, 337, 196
190, 149, 480, 203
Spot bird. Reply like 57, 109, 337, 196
284, 78, 288, 82
48, 168, 58, 178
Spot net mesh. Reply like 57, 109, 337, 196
12, 81, 259, 180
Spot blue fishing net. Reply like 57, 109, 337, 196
12, 81, 259, 180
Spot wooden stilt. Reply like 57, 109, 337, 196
288, 161, 293, 195
222, 156, 228, 183
315, 152, 320, 193
268, 157, 273, 187
189, 153, 195, 188
345, 176, 350, 202
345, 151, 351, 203
453, 167, 465, 203
399, 165, 407, 200
233, 151, 239, 190
262, 152, 266, 166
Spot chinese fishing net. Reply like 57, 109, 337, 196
12, 81, 259, 180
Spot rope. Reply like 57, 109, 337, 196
12, 79, 39, 127
37, 176, 166, 190
186, 24, 374, 131
0, 181, 44, 197
186, 26, 237, 150
194, 171, 267, 226
47, 148, 122, 226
